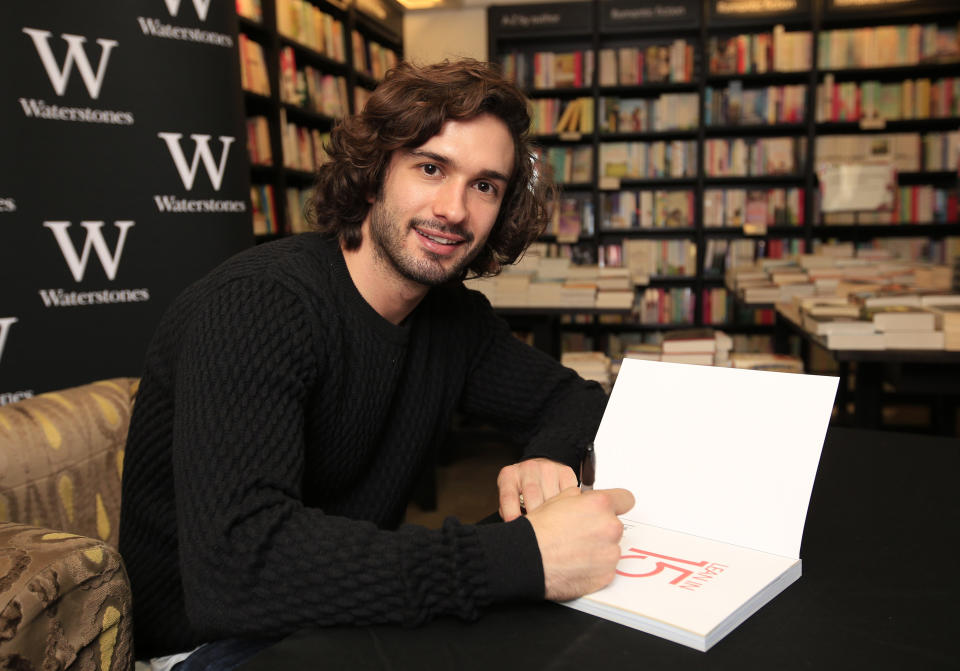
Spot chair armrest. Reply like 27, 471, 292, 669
0, 522, 133, 670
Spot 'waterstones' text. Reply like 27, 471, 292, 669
19, 98, 134, 125
136, 17, 233, 47
154, 195, 247, 213
39, 288, 150, 307
1, 391, 34, 406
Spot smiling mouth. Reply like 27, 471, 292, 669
413, 225, 467, 246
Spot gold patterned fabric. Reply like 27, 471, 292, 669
0, 379, 138, 670
0, 378, 138, 548
0, 524, 134, 670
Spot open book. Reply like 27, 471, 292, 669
563, 359, 838, 651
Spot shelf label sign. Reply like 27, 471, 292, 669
600, 0, 700, 32
710, 0, 810, 22
825, 0, 943, 14
491, 4, 593, 35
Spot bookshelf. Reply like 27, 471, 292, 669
236, 0, 403, 239
488, 0, 960, 356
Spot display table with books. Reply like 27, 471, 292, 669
238, 426, 957, 671
776, 302, 960, 431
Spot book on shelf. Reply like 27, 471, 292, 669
705, 83, 806, 126
285, 187, 312, 234
563, 359, 837, 651
561, 351, 612, 389
825, 331, 886, 350
802, 313, 876, 337
704, 137, 804, 177
246, 116, 272, 166
239, 34, 270, 96
660, 328, 723, 355
728, 352, 804, 373
883, 331, 944, 350
236, 0, 264, 23
599, 141, 698, 180
929, 305, 960, 350
817, 23, 960, 71
863, 305, 937, 332
922, 294, 960, 307
250, 184, 279, 235
599, 94, 699, 133
598, 40, 695, 86
595, 289, 635, 310
708, 27, 812, 75
276, 0, 345, 62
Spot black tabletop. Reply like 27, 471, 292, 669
240, 426, 959, 670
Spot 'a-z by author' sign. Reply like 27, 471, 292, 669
491, 3, 593, 35
601, 0, 700, 32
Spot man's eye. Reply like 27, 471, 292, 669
422, 163, 439, 176
477, 181, 496, 195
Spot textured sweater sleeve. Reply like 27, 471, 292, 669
458, 290, 608, 474
170, 276, 529, 640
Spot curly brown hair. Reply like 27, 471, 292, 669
306, 58, 555, 277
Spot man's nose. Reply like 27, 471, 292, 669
432, 180, 468, 223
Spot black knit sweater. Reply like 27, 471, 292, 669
119, 233, 607, 658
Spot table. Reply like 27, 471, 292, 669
775, 303, 960, 431
239, 427, 959, 671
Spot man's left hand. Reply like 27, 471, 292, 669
497, 458, 578, 522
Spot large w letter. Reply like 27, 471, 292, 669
157, 133, 235, 191
22, 28, 118, 100
44, 221, 135, 282
163, 0, 212, 21
0, 318, 17, 366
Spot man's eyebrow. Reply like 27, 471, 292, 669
407, 149, 510, 184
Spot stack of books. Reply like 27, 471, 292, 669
561, 351, 612, 392
660, 329, 733, 367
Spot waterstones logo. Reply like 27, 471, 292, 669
164, 0, 212, 21
0, 317, 17, 366
40, 220, 149, 307
0, 390, 34, 406
20, 27, 134, 125
137, 0, 233, 47
45, 221, 134, 282
155, 133, 246, 213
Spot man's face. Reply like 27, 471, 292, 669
367, 113, 514, 287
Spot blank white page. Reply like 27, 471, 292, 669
593, 359, 838, 558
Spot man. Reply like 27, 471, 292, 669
119, 59, 632, 670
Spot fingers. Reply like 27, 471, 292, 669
497, 459, 579, 520
498, 481, 522, 522
600, 488, 636, 516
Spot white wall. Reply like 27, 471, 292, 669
402, 7, 488, 64
402, 0, 582, 65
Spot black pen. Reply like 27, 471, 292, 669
580, 442, 595, 492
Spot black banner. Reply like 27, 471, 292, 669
600, 0, 701, 33
489, 2, 594, 37
709, 0, 811, 24
0, 0, 253, 404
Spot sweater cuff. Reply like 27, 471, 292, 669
474, 517, 544, 602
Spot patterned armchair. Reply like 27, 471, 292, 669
0, 378, 139, 671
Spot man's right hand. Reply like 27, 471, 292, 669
524, 487, 635, 602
